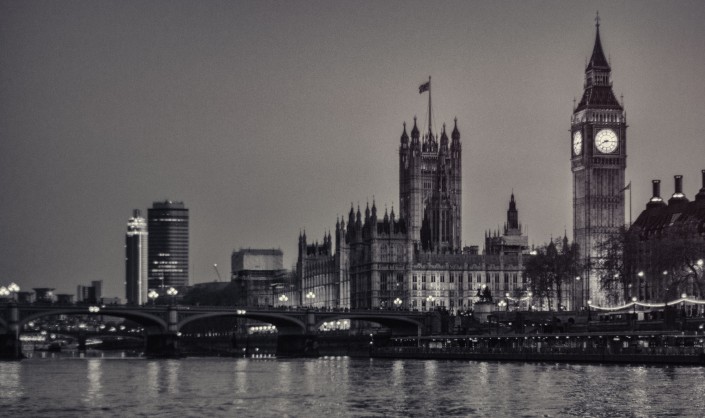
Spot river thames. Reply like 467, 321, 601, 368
1, 356, 704, 417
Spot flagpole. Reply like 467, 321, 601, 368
427, 76, 432, 138
629, 181, 632, 226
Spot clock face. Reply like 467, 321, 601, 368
572, 131, 583, 156
595, 129, 618, 154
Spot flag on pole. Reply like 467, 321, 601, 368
419, 81, 430, 94
619, 181, 631, 193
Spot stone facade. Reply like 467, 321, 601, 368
295, 115, 530, 313
571, 22, 627, 306
626, 173, 705, 303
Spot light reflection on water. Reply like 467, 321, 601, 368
84, 359, 103, 405
1, 357, 704, 417
0, 362, 22, 400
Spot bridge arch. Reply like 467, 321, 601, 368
314, 314, 423, 335
178, 312, 307, 335
17, 308, 169, 333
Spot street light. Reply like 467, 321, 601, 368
426, 295, 435, 311
0, 287, 9, 298
7, 283, 19, 301
278, 294, 289, 306
166, 287, 178, 305
631, 296, 637, 328
393, 297, 402, 309
148, 289, 159, 306
305, 291, 316, 307
587, 299, 592, 321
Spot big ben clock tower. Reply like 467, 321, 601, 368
572, 15, 626, 307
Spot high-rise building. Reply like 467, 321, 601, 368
571, 17, 627, 306
148, 200, 189, 289
125, 209, 148, 305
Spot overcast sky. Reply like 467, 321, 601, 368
2, 0, 704, 298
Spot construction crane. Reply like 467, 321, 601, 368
213, 263, 222, 282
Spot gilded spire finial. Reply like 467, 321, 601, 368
595, 11, 600, 28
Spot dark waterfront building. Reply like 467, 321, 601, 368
33, 288, 55, 303
231, 248, 287, 306
148, 200, 189, 289
125, 209, 149, 305
626, 172, 705, 303
77, 280, 102, 304
56, 294, 74, 304
571, 18, 627, 306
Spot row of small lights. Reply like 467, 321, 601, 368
249, 325, 277, 334
590, 259, 705, 310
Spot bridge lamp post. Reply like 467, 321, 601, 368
393, 297, 402, 309
0, 286, 9, 300
587, 299, 592, 322
7, 283, 19, 301
426, 295, 435, 311
166, 287, 178, 306
631, 296, 638, 330
305, 291, 316, 308
148, 290, 159, 306
278, 294, 289, 307
496, 300, 507, 334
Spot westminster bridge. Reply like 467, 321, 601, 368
0, 303, 434, 359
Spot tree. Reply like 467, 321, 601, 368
594, 225, 637, 305
596, 224, 705, 303
524, 237, 583, 310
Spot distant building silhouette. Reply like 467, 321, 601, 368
77, 280, 102, 304
125, 209, 148, 305
148, 200, 189, 289
231, 249, 286, 306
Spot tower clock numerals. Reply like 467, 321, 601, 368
595, 129, 618, 154
572, 131, 583, 156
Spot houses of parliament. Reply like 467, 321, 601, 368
295, 97, 529, 312
291, 18, 634, 312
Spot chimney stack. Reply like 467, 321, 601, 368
674, 175, 683, 195
647, 180, 666, 209
696, 169, 705, 201
668, 175, 688, 205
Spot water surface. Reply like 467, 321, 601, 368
1, 356, 703, 417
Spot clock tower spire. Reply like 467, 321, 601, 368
571, 15, 627, 307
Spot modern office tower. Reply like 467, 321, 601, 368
148, 200, 189, 289
125, 209, 148, 305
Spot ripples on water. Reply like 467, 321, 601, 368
1, 357, 704, 417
